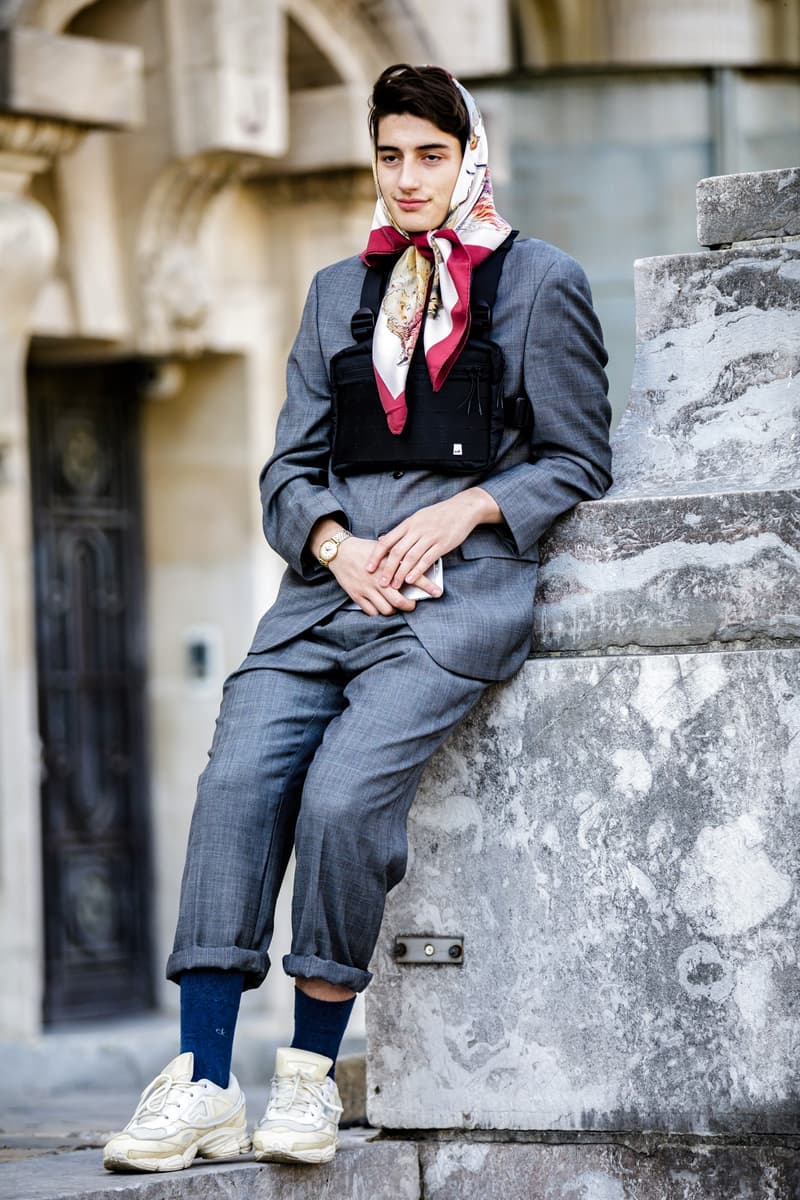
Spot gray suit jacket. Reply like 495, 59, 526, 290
251, 237, 612, 682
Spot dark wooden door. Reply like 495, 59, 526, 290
28, 363, 153, 1024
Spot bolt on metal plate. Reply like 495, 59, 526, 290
394, 935, 464, 964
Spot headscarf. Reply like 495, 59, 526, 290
361, 77, 512, 435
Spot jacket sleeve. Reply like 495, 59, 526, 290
479, 253, 613, 556
259, 272, 348, 578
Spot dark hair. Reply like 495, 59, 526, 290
368, 64, 470, 152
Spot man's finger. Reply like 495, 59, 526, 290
377, 524, 407, 548
372, 592, 398, 616
366, 541, 392, 573
406, 571, 441, 598
380, 542, 414, 585
383, 586, 416, 612
389, 541, 432, 588
381, 540, 422, 585
404, 548, 439, 584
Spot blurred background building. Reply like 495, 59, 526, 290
0, 0, 798, 1042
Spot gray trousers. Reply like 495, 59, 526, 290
167, 609, 486, 993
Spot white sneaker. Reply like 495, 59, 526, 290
253, 1047, 343, 1164
103, 1051, 251, 1173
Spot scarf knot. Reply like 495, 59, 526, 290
362, 228, 435, 267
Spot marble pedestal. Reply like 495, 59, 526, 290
367, 648, 800, 1133
366, 169, 800, 1148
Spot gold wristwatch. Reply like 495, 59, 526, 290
317, 529, 352, 568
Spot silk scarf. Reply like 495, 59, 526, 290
361, 78, 512, 435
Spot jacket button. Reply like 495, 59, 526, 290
392, 470, 405, 479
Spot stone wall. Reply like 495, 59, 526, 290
366, 168, 800, 1193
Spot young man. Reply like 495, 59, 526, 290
103, 64, 611, 1174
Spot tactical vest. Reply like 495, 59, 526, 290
330, 231, 531, 478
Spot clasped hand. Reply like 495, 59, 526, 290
329, 489, 500, 617
328, 535, 435, 616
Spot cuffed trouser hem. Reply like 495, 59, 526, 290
283, 952, 372, 993
166, 945, 270, 991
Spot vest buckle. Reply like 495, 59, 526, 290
351, 307, 376, 342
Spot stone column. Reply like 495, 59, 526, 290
366, 168, 800, 1198
0, 121, 59, 1039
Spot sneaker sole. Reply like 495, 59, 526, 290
104, 1128, 251, 1174
253, 1140, 337, 1165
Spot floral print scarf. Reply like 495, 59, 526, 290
361, 78, 512, 435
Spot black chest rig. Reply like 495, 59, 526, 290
330, 231, 530, 478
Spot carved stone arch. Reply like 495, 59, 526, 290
0, 0, 98, 31
284, 0, 431, 88
286, 14, 342, 90
513, 0, 566, 67
514, 0, 603, 67
284, 0, 376, 87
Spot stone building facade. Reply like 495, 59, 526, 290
0, 0, 798, 1043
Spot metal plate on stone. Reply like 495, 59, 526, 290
395, 935, 463, 964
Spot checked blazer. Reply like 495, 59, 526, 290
251, 236, 613, 682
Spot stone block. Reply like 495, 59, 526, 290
610, 241, 800, 498
420, 1139, 800, 1200
0, 1137, 420, 1200
407, 0, 513, 77
697, 168, 800, 247
0, 29, 143, 129
366, 649, 800, 1133
259, 86, 372, 174
534, 488, 800, 653
337, 1053, 367, 1125
166, 0, 288, 159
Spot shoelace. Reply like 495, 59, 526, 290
129, 1074, 207, 1124
267, 1072, 341, 1119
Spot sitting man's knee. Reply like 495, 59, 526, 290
197, 749, 269, 803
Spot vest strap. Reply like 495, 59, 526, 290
359, 260, 388, 322
469, 231, 517, 331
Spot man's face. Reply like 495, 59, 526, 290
375, 113, 463, 234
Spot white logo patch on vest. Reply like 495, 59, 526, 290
453, 443, 463, 456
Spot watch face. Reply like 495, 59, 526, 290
319, 539, 337, 563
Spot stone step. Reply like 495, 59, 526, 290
2, 1135, 797, 1199
0, 1134, 420, 1200
419, 1138, 800, 1199
535, 486, 799, 652
609, 238, 800, 499
696, 167, 800, 247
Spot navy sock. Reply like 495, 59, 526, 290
290, 987, 356, 1079
180, 968, 244, 1088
